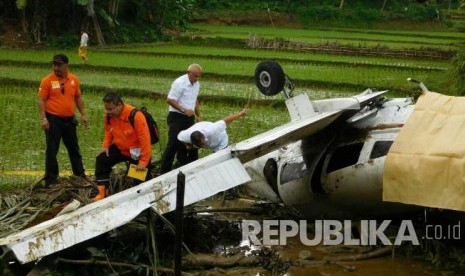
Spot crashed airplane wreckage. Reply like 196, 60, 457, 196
0, 60, 447, 264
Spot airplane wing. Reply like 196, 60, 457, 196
233, 110, 341, 163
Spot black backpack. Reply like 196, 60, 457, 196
129, 107, 160, 144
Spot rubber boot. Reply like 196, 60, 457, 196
92, 185, 106, 202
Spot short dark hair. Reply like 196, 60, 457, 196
103, 92, 124, 105
190, 131, 204, 148
52, 54, 69, 64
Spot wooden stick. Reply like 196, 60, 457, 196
56, 257, 193, 276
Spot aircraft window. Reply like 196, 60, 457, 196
370, 141, 393, 159
280, 159, 310, 184
326, 142, 364, 173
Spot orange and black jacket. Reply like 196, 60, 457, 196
103, 104, 151, 167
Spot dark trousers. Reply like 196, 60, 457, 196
44, 113, 85, 183
95, 144, 152, 186
160, 112, 198, 174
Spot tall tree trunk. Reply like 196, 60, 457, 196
381, 0, 388, 11
15, 0, 28, 34
91, 14, 105, 45
87, 0, 105, 45
19, 9, 28, 35
109, 0, 119, 17
339, 0, 345, 9
31, 0, 44, 44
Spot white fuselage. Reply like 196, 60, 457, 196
244, 95, 420, 218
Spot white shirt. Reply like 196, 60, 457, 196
167, 74, 199, 113
80, 32, 89, 47
178, 121, 227, 152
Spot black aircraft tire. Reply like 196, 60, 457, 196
254, 60, 285, 96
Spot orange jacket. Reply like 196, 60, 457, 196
38, 72, 81, 117
103, 104, 152, 166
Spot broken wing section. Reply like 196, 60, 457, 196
0, 157, 250, 264
233, 110, 341, 163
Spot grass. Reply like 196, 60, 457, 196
0, 65, 272, 101
104, 44, 452, 69
192, 24, 465, 40
0, 52, 449, 94
195, 33, 459, 51
0, 85, 289, 188
190, 24, 465, 50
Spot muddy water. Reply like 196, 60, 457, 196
286, 258, 439, 276
277, 238, 439, 276
198, 195, 448, 276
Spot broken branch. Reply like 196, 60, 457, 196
56, 257, 193, 276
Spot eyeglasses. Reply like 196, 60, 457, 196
60, 83, 65, 95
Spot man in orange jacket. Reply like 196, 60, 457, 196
93, 92, 152, 201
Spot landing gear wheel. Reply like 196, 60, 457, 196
254, 60, 285, 96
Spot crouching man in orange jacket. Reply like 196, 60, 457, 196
93, 92, 152, 201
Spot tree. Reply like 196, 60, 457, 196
78, 0, 105, 46
15, 0, 28, 36
459, 0, 465, 9
381, 0, 389, 11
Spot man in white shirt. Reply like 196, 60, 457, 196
177, 109, 248, 152
160, 64, 203, 173
78, 30, 89, 64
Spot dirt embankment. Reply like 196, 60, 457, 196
193, 10, 302, 28
0, 20, 30, 48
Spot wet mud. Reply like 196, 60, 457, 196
1, 182, 464, 275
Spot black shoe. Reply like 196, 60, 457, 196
45, 177, 58, 186
75, 173, 88, 180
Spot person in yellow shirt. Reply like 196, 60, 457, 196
93, 92, 152, 201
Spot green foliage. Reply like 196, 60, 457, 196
76, 0, 89, 5
194, 0, 446, 28
161, 0, 196, 30
296, 2, 440, 27
297, 5, 388, 27
103, 23, 162, 44
450, 47, 465, 95
15, 0, 26, 9
45, 34, 79, 49
298, 5, 340, 22
398, 3, 441, 22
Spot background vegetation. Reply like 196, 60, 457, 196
2, 0, 465, 47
